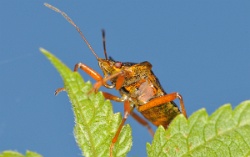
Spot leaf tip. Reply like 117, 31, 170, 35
39, 47, 47, 54
39, 48, 52, 59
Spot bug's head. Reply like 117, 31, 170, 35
97, 57, 124, 77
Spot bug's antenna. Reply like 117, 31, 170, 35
102, 29, 108, 60
44, 3, 99, 60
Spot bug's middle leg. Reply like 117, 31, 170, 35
102, 92, 125, 102
103, 92, 154, 136
110, 100, 132, 157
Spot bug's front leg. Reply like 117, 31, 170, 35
55, 62, 104, 95
92, 71, 124, 91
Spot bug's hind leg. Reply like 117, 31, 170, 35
130, 111, 154, 136
138, 92, 187, 118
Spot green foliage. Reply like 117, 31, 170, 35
147, 100, 250, 157
40, 48, 132, 157
0, 150, 42, 157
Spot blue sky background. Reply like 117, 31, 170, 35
1, 1, 250, 157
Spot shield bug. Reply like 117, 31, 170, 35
45, 3, 187, 157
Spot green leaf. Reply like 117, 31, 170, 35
40, 48, 132, 157
0, 151, 24, 157
25, 151, 42, 157
147, 100, 250, 157
0, 150, 42, 157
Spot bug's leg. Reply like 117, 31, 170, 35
93, 71, 126, 93
138, 92, 187, 118
102, 92, 124, 102
55, 62, 104, 95
103, 92, 155, 136
115, 74, 125, 90
74, 62, 103, 81
102, 92, 155, 136
91, 71, 124, 92
55, 87, 66, 95
130, 111, 154, 136
74, 62, 125, 92
110, 100, 131, 157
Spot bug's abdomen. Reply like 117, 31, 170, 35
140, 102, 180, 128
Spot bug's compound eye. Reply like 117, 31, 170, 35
115, 62, 122, 68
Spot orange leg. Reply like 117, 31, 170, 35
110, 100, 132, 157
130, 111, 154, 137
54, 87, 65, 95
91, 71, 124, 92
102, 92, 124, 102
55, 62, 126, 95
103, 91, 154, 137
55, 62, 104, 95
138, 92, 187, 118
74, 62, 103, 81
115, 75, 125, 90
